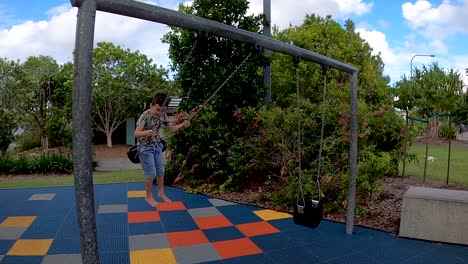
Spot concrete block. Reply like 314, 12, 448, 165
399, 186, 468, 245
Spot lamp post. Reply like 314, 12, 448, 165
402, 54, 435, 178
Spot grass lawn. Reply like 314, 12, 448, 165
401, 144, 468, 185
0, 169, 143, 189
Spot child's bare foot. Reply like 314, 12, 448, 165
158, 193, 172, 203
145, 197, 159, 207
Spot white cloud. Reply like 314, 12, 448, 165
0, 3, 173, 67
402, 0, 468, 40
248, 0, 373, 30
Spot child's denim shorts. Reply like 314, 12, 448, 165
138, 143, 165, 179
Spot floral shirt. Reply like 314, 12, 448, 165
136, 110, 169, 147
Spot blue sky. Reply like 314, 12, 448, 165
0, 0, 467, 85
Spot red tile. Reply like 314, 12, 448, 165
212, 238, 262, 259
194, 215, 233, 230
166, 230, 209, 247
236, 221, 280, 237
128, 211, 160, 223
156, 201, 186, 211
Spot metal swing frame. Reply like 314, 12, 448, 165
70, 0, 359, 262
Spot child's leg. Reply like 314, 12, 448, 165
139, 146, 159, 207
155, 143, 171, 203
145, 178, 159, 207
156, 176, 171, 203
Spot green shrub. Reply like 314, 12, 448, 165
439, 121, 456, 140
16, 131, 41, 152
0, 153, 73, 175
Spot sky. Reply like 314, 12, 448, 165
0, 0, 467, 85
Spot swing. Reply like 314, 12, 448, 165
293, 60, 327, 229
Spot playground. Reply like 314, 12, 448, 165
1, 181, 468, 264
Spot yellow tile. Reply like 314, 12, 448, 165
128, 191, 146, 198
130, 248, 176, 264
253, 209, 292, 221
0, 216, 37, 227
7, 239, 53, 256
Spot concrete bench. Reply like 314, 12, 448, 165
399, 186, 468, 245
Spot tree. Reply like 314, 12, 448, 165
162, 0, 268, 118
92, 42, 170, 147
412, 62, 465, 138
17, 56, 59, 150
0, 58, 21, 154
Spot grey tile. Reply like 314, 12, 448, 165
208, 198, 236, 207
42, 254, 82, 264
173, 243, 221, 264
0, 227, 27, 239
129, 233, 169, 250
187, 207, 221, 218
98, 204, 127, 214
0, 255, 3, 262
29, 193, 56, 201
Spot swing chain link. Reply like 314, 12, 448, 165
295, 58, 306, 207
195, 49, 254, 113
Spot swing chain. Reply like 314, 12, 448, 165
316, 67, 328, 201
195, 48, 254, 113
294, 58, 306, 207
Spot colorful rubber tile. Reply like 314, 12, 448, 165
212, 238, 263, 259
130, 248, 176, 264
194, 215, 233, 230
253, 209, 292, 221
7, 239, 53, 256
236, 221, 280, 237
128, 211, 160, 223
127, 191, 146, 198
156, 201, 186, 211
0, 216, 36, 227
166, 230, 209, 248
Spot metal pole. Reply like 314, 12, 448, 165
76, 0, 357, 74
262, 0, 271, 104
346, 71, 358, 235
70, 0, 100, 263
446, 114, 452, 185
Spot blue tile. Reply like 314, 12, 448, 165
128, 222, 164, 235
366, 237, 439, 264
96, 213, 127, 225
179, 194, 213, 209
96, 223, 128, 237
100, 251, 130, 264
0, 256, 44, 264
159, 211, 198, 232
325, 252, 379, 264
216, 205, 263, 225
48, 238, 82, 254
251, 233, 296, 252
97, 236, 129, 253
21, 216, 63, 239
0, 240, 15, 255
203, 226, 245, 242
127, 198, 154, 212
204, 253, 274, 264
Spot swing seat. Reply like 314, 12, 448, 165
293, 199, 323, 228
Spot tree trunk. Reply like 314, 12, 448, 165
41, 135, 49, 151
106, 131, 113, 148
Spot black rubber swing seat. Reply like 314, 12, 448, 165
293, 199, 323, 229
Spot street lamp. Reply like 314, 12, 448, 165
410, 54, 436, 79
402, 54, 436, 178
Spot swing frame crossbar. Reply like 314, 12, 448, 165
70, 0, 359, 262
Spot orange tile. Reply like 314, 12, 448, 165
166, 230, 209, 248
156, 201, 186, 211
194, 215, 233, 230
128, 211, 160, 223
212, 238, 262, 259
236, 221, 280, 237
